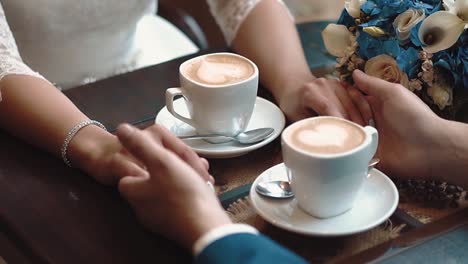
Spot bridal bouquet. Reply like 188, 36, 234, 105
322, 0, 467, 118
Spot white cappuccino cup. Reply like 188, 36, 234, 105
282, 116, 378, 218
166, 52, 259, 137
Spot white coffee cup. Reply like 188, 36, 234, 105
281, 116, 378, 218
166, 52, 259, 137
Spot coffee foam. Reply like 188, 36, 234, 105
184, 54, 254, 85
287, 118, 365, 154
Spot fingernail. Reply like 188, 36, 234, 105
368, 118, 375, 127
206, 181, 215, 192
117, 123, 135, 138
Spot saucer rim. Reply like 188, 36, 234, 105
155, 97, 285, 158
249, 163, 399, 237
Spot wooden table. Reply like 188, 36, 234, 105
0, 49, 466, 264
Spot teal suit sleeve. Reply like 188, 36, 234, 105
194, 233, 307, 264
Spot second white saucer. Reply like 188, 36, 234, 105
250, 163, 399, 236
155, 97, 285, 158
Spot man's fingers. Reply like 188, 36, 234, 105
352, 70, 393, 97
118, 175, 151, 202
335, 84, 365, 126
111, 153, 149, 182
364, 95, 383, 127
153, 125, 213, 182
201, 158, 210, 171
116, 124, 168, 170
346, 85, 374, 126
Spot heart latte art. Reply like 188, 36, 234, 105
183, 54, 255, 85
286, 118, 365, 154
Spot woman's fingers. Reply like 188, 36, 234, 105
152, 125, 214, 183
116, 124, 169, 170
335, 84, 365, 126
119, 124, 214, 184
111, 153, 148, 180
302, 85, 345, 118
349, 86, 374, 125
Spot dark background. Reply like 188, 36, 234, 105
159, 0, 226, 47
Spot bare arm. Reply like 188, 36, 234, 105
0, 75, 128, 184
441, 120, 468, 190
231, 0, 314, 102
229, 0, 370, 124
0, 2, 129, 184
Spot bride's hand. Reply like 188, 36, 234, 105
68, 124, 213, 185
278, 77, 370, 126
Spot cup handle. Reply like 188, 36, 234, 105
165, 88, 195, 127
364, 126, 379, 159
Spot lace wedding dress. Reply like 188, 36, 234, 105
0, 0, 279, 91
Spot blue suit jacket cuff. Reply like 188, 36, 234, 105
194, 233, 307, 264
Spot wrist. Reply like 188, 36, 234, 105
437, 119, 468, 189
182, 199, 232, 250
272, 72, 316, 105
67, 125, 118, 178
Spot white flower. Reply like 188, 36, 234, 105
427, 84, 453, 109
364, 55, 409, 88
393, 9, 425, 43
321, 24, 353, 57
345, 0, 367, 18
419, 0, 468, 53
443, 0, 457, 14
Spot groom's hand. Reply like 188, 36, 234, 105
115, 124, 231, 249
352, 70, 447, 179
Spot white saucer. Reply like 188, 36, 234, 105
155, 97, 285, 158
250, 163, 399, 236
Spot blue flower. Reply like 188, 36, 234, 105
337, 9, 355, 27
397, 47, 420, 78
409, 21, 423, 47
434, 50, 459, 87
457, 43, 468, 89
362, 0, 411, 18
409, 0, 442, 15
361, 1, 381, 16
379, 0, 411, 18
357, 31, 401, 59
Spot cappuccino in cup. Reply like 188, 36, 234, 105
182, 54, 255, 86
166, 53, 259, 136
282, 117, 378, 218
285, 118, 366, 155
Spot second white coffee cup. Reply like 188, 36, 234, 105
166, 52, 259, 137
282, 116, 378, 218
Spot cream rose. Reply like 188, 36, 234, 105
321, 24, 354, 57
345, 0, 366, 18
364, 55, 410, 88
393, 9, 425, 43
427, 84, 453, 110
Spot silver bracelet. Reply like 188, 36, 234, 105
60, 120, 107, 167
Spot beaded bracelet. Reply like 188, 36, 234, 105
60, 120, 107, 167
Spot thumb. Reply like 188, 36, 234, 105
365, 95, 383, 128
116, 124, 168, 171
118, 175, 150, 202
353, 70, 393, 98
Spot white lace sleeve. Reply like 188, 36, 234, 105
207, 0, 290, 45
0, 3, 47, 100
